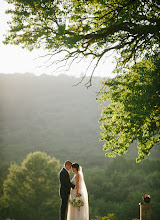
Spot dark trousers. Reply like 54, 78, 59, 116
60, 194, 69, 220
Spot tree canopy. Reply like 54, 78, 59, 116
98, 54, 160, 162
1, 156, 160, 220
3, 0, 160, 159
4, 0, 160, 82
0, 152, 60, 220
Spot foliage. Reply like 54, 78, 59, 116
85, 157, 160, 220
98, 54, 160, 162
3, 0, 160, 157
0, 156, 160, 220
0, 152, 60, 220
91, 213, 116, 220
0, 162, 11, 194
4, 0, 160, 78
5, 219, 15, 220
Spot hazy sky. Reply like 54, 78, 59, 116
0, 0, 115, 77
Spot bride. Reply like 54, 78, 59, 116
67, 163, 89, 220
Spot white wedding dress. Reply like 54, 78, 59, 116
67, 167, 89, 220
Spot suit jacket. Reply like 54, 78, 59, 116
59, 168, 75, 198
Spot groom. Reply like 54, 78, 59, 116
59, 160, 75, 220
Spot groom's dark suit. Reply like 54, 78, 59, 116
59, 168, 75, 220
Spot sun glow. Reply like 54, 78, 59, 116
0, 0, 115, 78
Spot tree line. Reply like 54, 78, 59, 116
0, 152, 160, 220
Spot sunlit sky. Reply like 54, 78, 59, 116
0, 0, 115, 77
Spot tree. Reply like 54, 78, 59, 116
85, 158, 160, 220
3, 0, 160, 86
0, 152, 60, 220
0, 162, 10, 194
97, 54, 160, 161
3, 0, 160, 158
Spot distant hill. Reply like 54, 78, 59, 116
0, 74, 159, 167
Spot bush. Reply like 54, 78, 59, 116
91, 213, 116, 220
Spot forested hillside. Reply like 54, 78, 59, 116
0, 74, 160, 220
0, 73, 106, 166
0, 153, 160, 220
0, 74, 159, 166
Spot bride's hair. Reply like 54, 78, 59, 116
72, 163, 80, 171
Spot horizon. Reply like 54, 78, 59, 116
0, 72, 108, 79
0, 0, 115, 78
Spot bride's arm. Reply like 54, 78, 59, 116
76, 174, 80, 197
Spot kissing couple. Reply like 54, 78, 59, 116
59, 160, 89, 220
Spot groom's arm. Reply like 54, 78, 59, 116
60, 171, 75, 189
